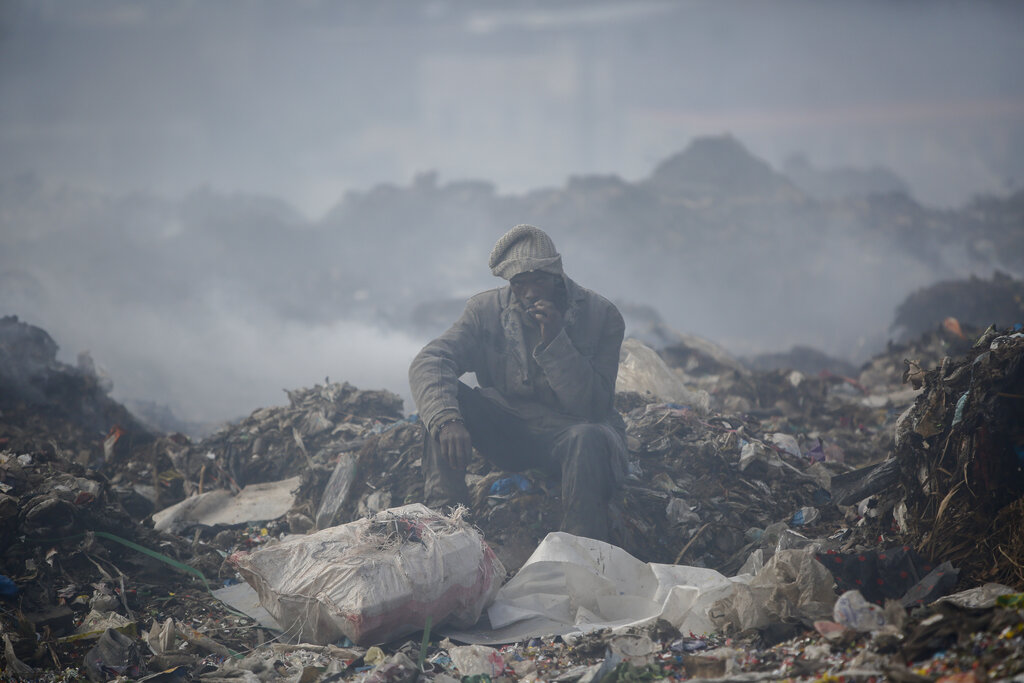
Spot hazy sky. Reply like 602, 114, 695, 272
1, 0, 1022, 217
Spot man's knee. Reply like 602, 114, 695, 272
559, 424, 616, 456
557, 424, 622, 487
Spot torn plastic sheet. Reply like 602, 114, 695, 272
152, 476, 301, 532
316, 453, 358, 529
935, 583, 1016, 609
441, 532, 748, 645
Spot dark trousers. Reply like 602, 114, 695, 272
422, 382, 618, 542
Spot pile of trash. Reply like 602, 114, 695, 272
0, 446, 242, 679
0, 314, 156, 468
4, 314, 1024, 680
169, 380, 403, 488
891, 272, 1024, 342
149, 379, 409, 532
612, 398, 832, 572
892, 325, 1024, 587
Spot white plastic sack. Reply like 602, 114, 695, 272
233, 503, 505, 646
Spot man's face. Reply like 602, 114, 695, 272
510, 270, 558, 307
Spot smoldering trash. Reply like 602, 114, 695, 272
3, 313, 1024, 681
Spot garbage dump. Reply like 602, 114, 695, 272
890, 325, 1024, 587
0, 314, 157, 469
170, 379, 405, 492
890, 271, 1024, 342
3, 314, 1024, 680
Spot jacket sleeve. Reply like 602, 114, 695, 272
533, 301, 624, 421
408, 299, 482, 437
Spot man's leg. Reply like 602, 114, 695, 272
422, 383, 542, 507
549, 424, 620, 542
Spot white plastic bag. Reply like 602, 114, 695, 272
233, 504, 505, 645
709, 548, 836, 632
449, 644, 506, 677
615, 338, 711, 413
833, 590, 888, 632
767, 433, 801, 459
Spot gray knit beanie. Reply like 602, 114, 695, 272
488, 224, 563, 280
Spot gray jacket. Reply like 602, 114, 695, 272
409, 276, 626, 441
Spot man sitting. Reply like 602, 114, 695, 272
408, 224, 627, 541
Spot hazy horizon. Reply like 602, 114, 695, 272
2, 0, 1022, 218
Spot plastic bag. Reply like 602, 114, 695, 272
615, 338, 711, 413
234, 503, 505, 645
449, 644, 506, 677
767, 433, 801, 459
710, 548, 836, 632
790, 506, 819, 526
833, 590, 887, 632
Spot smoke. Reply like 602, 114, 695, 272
17, 299, 424, 426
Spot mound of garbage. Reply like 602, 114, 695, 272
3, 315, 1024, 680
892, 325, 1024, 587
891, 271, 1024, 342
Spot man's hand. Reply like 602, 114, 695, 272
439, 420, 472, 469
528, 299, 564, 346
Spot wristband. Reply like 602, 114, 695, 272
438, 416, 464, 432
